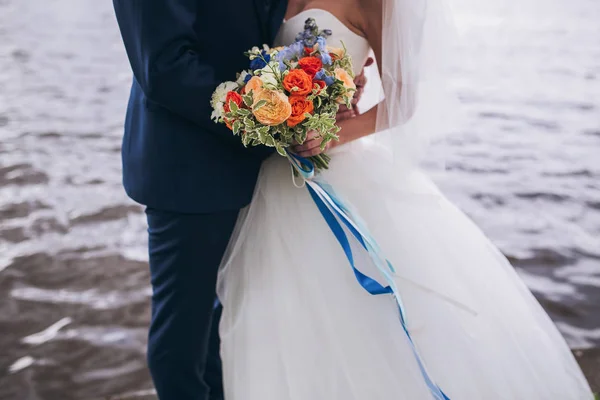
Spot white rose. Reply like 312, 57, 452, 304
260, 72, 278, 89
211, 105, 223, 122
223, 81, 238, 93
211, 81, 237, 105
236, 71, 251, 86
258, 62, 281, 89
210, 81, 237, 121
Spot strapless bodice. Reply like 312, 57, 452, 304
274, 9, 371, 76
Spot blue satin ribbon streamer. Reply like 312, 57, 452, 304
287, 152, 450, 400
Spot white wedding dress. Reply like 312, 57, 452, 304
217, 9, 593, 400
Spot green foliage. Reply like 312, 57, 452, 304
232, 120, 242, 135
243, 93, 254, 108
253, 99, 268, 111
303, 112, 340, 150
275, 142, 287, 156
334, 41, 355, 78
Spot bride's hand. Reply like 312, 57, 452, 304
336, 57, 374, 122
291, 130, 339, 158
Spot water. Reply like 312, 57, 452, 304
0, 0, 598, 398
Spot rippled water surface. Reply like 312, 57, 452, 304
0, 0, 599, 398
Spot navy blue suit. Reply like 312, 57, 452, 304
112, 1, 287, 399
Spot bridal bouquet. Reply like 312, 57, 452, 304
210, 18, 356, 171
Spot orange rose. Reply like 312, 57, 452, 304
297, 56, 323, 79
252, 89, 292, 126
244, 76, 264, 97
282, 69, 313, 96
287, 96, 314, 127
223, 91, 243, 113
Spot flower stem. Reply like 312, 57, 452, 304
258, 53, 283, 86
309, 154, 330, 172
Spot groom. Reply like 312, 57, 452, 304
112, 1, 367, 399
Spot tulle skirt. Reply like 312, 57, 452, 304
216, 137, 593, 399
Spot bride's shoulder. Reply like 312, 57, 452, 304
354, 0, 382, 30
349, 0, 381, 39
356, 0, 382, 13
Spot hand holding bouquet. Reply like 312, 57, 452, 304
210, 18, 355, 172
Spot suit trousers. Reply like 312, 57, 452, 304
145, 207, 239, 400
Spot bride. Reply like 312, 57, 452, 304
216, 0, 594, 399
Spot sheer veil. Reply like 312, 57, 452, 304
374, 0, 459, 173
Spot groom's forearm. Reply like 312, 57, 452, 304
112, 0, 220, 134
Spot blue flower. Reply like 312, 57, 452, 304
315, 69, 327, 80
275, 52, 289, 71
315, 69, 334, 85
276, 42, 304, 65
312, 37, 331, 64
304, 37, 317, 47
275, 52, 288, 71
290, 41, 304, 57
316, 36, 327, 50
249, 57, 266, 71
296, 31, 311, 43
249, 51, 271, 70
244, 74, 252, 83
320, 52, 332, 65
276, 48, 289, 61
276, 42, 304, 71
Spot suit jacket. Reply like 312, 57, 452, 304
113, 0, 287, 213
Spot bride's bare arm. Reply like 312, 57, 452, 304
293, 0, 384, 158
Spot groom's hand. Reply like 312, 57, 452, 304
336, 57, 374, 122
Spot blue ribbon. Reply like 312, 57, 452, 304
287, 152, 450, 400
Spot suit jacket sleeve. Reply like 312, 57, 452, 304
112, 0, 225, 133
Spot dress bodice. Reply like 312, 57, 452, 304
274, 9, 371, 76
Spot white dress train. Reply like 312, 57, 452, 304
216, 9, 594, 400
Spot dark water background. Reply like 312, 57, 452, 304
0, 0, 598, 398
